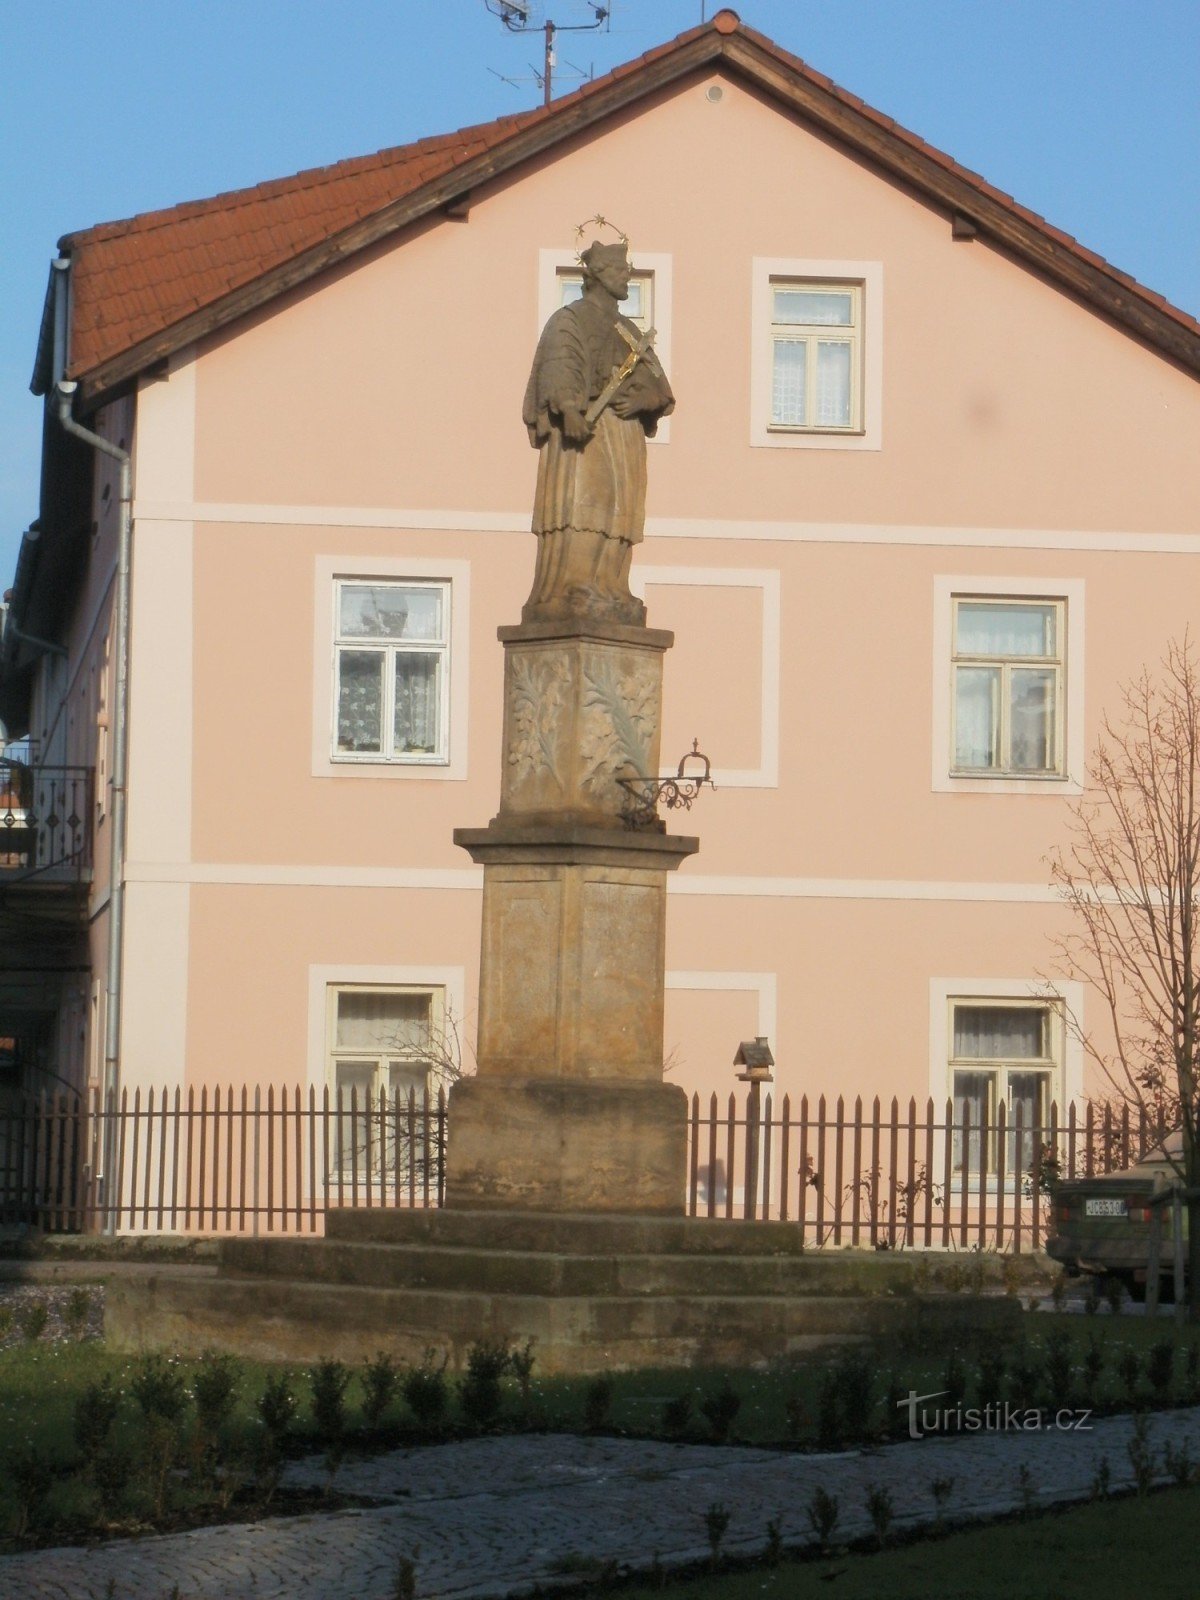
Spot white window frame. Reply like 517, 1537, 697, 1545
537, 249, 673, 444
950, 594, 1065, 778
751, 258, 882, 451
928, 978, 1085, 1188
312, 557, 470, 781
932, 576, 1085, 794
326, 983, 441, 1179
331, 577, 450, 766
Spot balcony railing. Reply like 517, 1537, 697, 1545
0, 760, 94, 883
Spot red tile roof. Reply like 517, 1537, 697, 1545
54, 8, 1199, 399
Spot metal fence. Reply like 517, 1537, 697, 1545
0, 1085, 447, 1235
0, 758, 94, 880
0, 1083, 1165, 1246
686, 1090, 1169, 1252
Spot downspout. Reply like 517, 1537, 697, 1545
51, 260, 133, 1231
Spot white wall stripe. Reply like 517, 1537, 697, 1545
135, 500, 1200, 555
124, 860, 1066, 903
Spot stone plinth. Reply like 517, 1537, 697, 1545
496, 619, 673, 829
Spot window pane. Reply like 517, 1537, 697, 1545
953, 1070, 991, 1172
771, 338, 807, 425
337, 991, 430, 1051
815, 341, 852, 426
954, 666, 998, 769
1006, 1071, 1048, 1170
622, 280, 644, 320
559, 273, 648, 323
1009, 668, 1056, 772
773, 289, 852, 326
954, 1006, 1046, 1060
340, 584, 442, 642
394, 654, 439, 755
388, 1060, 428, 1097
334, 1061, 376, 1173
957, 602, 1055, 658
336, 650, 384, 753
559, 275, 583, 305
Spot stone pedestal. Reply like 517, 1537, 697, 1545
448, 615, 697, 1214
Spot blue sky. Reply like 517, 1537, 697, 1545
2, 0, 1197, 586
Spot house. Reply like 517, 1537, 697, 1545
1, 9, 1198, 1217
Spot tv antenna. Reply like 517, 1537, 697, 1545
485, 1, 610, 108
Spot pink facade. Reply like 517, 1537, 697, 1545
3, 17, 1199, 1195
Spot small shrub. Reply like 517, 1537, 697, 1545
1016, 1462, 1037, 1516
510, 1340, 537, 1419
1164, 1437, 1193, 1486
941, 1352, 967, 1413
403, 1350, 449, 1431
1082, 1334, 1105, 1404
1147, 1338, 1175, 1401
1009, 1345, 1040, 1411
1043, 1326, 1073, 1401
393, 1546, 419, 1600
1128, 1413, 1156, 1494
310, 1358, 352, 1444
661, 1392, 692, 1438
1000, 1255, 1022, 1297
783, 1390, 805, 1440
257, 1371, 299, 1448
8, 1445, 53, 1537
582, 1375, 614, 1432
1104, 1276, 1125, 1316
131, 1353, 191, 1518
977, 1339, 1006, 1402
0, 1306, 13, 1340
1091, 1455, 1111, 1499
1186, 1342, 1200, 1400
703, 1501, 730, 1568
1083, 1281, 1100, 1316
1049, 1276, 1067, 1313
806, 1485, 839, 1548
65, 1287, 92, 1336
865, 1484, 893, 1548
75, 1375, 121, 1467
815, 1370, 841, 1451
361, 1352, 400, 1429
458, 1339, 511, 1430
764, 1515, 783, 1565
699, 1378, 741, 1443
18, 1301, 49, 1343
1118, 1347, 1141, 1404
193, 1351, 241, 1449
930, 1475, 954, 1526
834, 1349, 875, 1439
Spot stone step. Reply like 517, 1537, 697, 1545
105, 1267, 1018, 1374
220, 1236, 917, 1299
323, 1207, 813, 1257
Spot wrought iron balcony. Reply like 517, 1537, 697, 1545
0, 759, 94, 885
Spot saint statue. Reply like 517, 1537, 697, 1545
522, 238, 675, 626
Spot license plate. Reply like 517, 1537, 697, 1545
1085, 1197, 1127, 1217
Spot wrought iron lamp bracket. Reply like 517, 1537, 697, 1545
617, 739, 715, 831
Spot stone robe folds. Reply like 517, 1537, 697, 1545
522, 293, 674, 623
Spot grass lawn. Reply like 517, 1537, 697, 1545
0, 1306, 1197, 1548
617, 1483, 1200, 1599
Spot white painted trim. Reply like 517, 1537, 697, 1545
750, 258, 883, 450
119, 882, 191, 1098
311, 556, 471, 781
666, 970, 778, 1045
537, 248, 673, 443
133, 500, 1200, 555
931, 575, 1086, 795
630, 565, 780, 786
928, 976, 1085, 1110
123, 859, 1067, 903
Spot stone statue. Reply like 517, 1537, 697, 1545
522, 240, 675, 626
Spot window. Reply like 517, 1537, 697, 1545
556, 267, 653, 332
949, 999, 1061, 1174
327, 985, 439, 1176
767, 280, 862, 432
951, 597, 1064, 776
332, 579, 449, 763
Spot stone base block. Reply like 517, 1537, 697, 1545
444, 1076, 686, 1214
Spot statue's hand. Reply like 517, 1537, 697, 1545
610, 393, 640, 419
559, 406, 593, 444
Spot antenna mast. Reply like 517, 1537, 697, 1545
485, 1, 610, 108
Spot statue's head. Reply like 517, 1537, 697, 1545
579, 240, 632, 299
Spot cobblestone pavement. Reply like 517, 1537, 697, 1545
3, 1407, 1199, 1600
